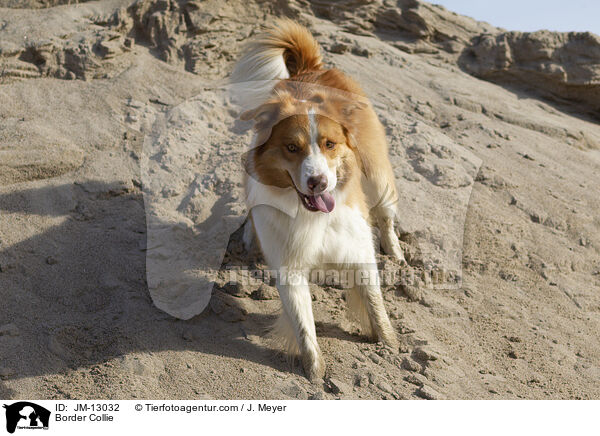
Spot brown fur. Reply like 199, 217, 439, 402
262, 19, 323, 76
241, 18, 399, 222
237, 20, 403, 380
243, 86, 395, 224
246, 108, 367, 212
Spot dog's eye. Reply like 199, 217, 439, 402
286, 143, 298, 153
325, 140, 335, 149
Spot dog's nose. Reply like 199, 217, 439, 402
307, 174, 328, 193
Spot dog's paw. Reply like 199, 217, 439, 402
377, 325, 399, 350
380, 234, 407, 266
302, 352, 325, 383
381, 333, 399, 350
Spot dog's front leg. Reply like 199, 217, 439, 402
359, 274, 398, 348
333, 212, 399, 349
346, 264, 399, 349
277, 269, 325, 382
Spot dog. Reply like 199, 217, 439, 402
231, 19, 404, 381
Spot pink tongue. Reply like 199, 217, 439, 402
311, 192, 335, 213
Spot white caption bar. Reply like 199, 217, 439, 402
0, 400, 597, 435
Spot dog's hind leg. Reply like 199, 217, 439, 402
362, 158, 406, 264
376, 202, 406, 266
276, 271, 325, 382
242, 214, 255, 253
355, 115, 406, 264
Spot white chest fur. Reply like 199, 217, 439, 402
249, 186, 376, 271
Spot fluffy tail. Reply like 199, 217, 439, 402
230, 19, 323, 108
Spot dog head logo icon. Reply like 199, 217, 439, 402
3, 402, 50, 434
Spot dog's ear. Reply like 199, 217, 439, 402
342, 125, 368, 176
240, 101, 282, 146
307, 90, 367, 120
339, 100, 368, 119
308, 92, 325, 104
325, 95, 369, 139
339, 97, 368, 144
337, 98, 368, 148
338, 98, 371, 179
240, 101, 280, 125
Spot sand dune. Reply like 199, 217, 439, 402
0, 0, 599, 399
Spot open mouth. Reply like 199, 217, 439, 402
295, 188, 336, 213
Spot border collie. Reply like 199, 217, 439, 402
231, 19, 404, 381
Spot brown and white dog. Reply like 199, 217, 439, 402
231, 19, 404, 381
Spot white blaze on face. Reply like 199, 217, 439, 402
308, 107, 318, 153
300, 108, 337, 194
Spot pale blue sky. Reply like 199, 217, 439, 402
432, 0, 600, 35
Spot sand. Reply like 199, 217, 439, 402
1, 0, 599, 399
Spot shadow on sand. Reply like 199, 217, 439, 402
0, 181, 328, 398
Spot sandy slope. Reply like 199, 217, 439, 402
0, 0, 599, 399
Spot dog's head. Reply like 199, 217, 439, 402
242, 85, 367, 213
